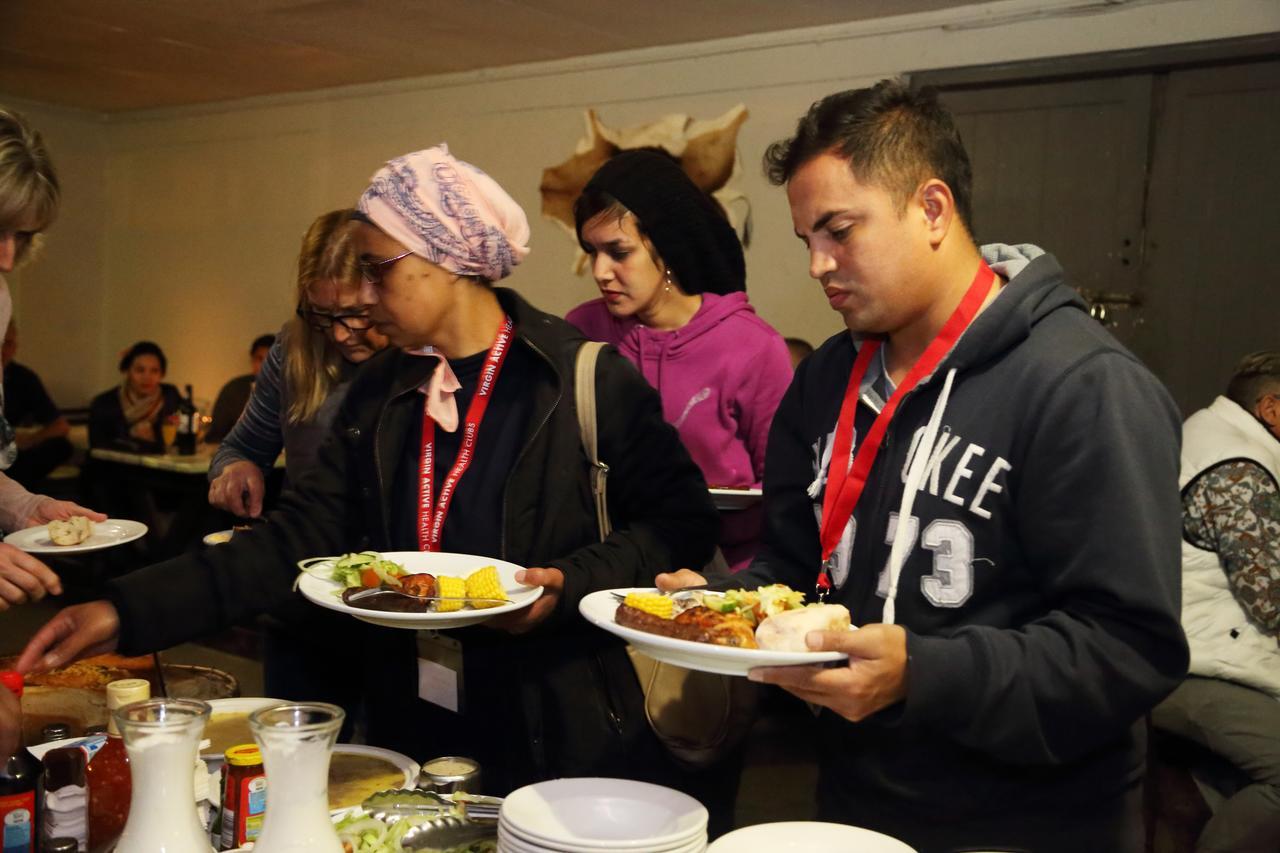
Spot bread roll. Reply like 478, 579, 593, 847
48, 516, 94, 546
755, 604, 853, 652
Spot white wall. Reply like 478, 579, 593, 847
5, 0, 1277, 407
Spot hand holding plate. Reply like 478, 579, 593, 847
655, 568, 707, 592
748, 622, 908, 722
486, 567, 562, 635
0, 543, 60, 607
27, 498, 107, 528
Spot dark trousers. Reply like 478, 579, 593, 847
8, 436, 73, 491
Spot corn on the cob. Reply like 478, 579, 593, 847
465, 565, 508, 609
623, 592, 673, 619
436, 575, 466, 612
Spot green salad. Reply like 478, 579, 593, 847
333, 809, 495, 853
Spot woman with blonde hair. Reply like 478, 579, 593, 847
0, 107, 103, 594
208, 208, 389, 516
206, 208, 387, 725
0, 106, 104, 758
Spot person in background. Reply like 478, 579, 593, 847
207, 209, 388, 734
17, 145, 719, 796
2, 320, 71, 489
1152, 351, 1280, 853
567, 149, 792, 572
208, 212, 388, 518
784, 336, 814, 370
659, 80, 1187, 851
88, 341, 182, 453
203, 332, 275, 445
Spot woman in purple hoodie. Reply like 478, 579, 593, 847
566, 149, 792, 571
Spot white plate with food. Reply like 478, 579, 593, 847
579, 587, 851, 677
3, 518, 148, 554
709, 487, 763, 511
326, 744, 419, 811
708, 821, 915, 852
296, 550, 542, 630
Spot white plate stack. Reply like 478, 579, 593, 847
498, 778, 708, 852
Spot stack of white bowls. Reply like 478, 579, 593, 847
498, 777, 709, 852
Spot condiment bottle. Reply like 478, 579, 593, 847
42, 736, 102, 851
112, 698, 212, 853
0, 671, 43, 853
86, 678, 149, 853
217, 744, 265, 851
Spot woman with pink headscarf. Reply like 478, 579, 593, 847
19, 145, 720, 794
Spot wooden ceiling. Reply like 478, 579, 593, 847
1, 0, 972, 113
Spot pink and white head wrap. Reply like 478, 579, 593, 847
357, 144, 530, 282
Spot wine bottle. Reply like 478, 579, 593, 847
176, 384, 197, 455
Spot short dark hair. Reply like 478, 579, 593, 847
1226, 351, 1280, 409
119, 340, 167, 374
763, 79, 974, 229
250, 333, 276, 354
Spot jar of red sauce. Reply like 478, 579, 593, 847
218, 744, 266, 850
86, 679, 150, 853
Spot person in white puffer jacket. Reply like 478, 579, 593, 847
1153, 350, 1280, 853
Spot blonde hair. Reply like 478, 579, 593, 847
284, 209, 360, 424
0, 107, 60, 266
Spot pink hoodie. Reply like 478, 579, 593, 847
567, 292, 793, 570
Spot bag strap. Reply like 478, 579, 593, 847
574, 341, 612, 541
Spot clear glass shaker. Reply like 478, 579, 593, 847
112, 698, 213, 853
249, 702, 345, 853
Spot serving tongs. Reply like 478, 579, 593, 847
361, 788, 501, 823
355, 789, 500, 850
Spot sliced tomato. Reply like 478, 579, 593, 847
360, 568, 381, 588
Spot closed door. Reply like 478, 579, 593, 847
936, 59, 1280, 414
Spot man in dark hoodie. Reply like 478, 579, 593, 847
661, 80, 1188, 852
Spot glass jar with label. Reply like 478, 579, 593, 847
218, 744, 266, 851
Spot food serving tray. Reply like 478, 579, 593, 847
297, 551, 541, 630
579, 588, 847, 677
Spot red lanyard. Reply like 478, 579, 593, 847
816, 263, 996, 595
417, 315, 514, 552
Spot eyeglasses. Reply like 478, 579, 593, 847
358, 249, 414, 285
295, 306, 376, 333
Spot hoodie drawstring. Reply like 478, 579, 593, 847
882, 366, 957, 625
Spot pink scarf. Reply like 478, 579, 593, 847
357, 144, 530, 283
360, 145, 530, 430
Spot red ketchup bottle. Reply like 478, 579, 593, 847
86, 679, 149, 853
0, 671, 42, 853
